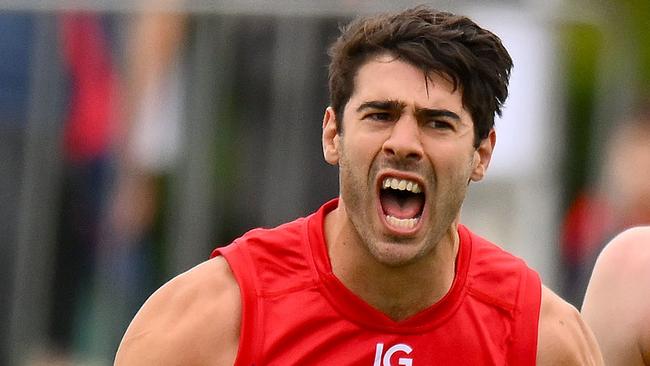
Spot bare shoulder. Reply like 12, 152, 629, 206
114, 256, 241, 366
586, 226, 650, 283
536, 286, 603, 366
582, 226, 650, 366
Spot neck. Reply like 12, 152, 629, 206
324, 205, 460, 321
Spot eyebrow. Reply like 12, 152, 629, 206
357, 100, 461, 121
356, 100, 406, 113
415, 108, 461, 121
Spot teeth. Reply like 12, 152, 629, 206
385, 215, 419, 229
382, 177, 422, 193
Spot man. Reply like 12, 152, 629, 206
115, 7, 602, 365
582, 226, 650, 365
561, 104, 650, 306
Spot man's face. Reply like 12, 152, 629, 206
322, 54, 494, 267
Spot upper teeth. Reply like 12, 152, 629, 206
382, 177, 421, 193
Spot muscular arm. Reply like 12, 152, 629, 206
536, 286, 603, 365
115, 256, 241, 365
582, 227, 650, 366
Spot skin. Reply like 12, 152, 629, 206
582, 226, 650, 366
114, 257, 240, 366
115, 55, 603, 365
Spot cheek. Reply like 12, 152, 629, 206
425, 143, 475, 171
341, 134, 378, 167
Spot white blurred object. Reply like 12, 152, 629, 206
461, 6, 562, 287
129, 57, 185, 173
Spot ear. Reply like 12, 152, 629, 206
470, 128, 496, 182
322, 106, 341, 165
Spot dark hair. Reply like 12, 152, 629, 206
327, 6, 513, 147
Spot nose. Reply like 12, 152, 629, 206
382, 117, 423, 162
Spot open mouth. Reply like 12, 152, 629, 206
379, 176, 425, 231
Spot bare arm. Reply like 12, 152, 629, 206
536, 286, 603, 365
582, 227, 650, 366
114, 256, 240, 365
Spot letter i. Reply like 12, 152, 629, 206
373, 343, 384, 366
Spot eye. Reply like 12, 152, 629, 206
365, 112, 395, 122
427, 120, 454, 130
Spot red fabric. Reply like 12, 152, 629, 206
60, 13, 117, 163
560, 190, 614, 265
213, 199, 541, 365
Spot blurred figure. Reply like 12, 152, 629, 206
80, 7, 189, 362
45, 11, 119, 362
561, 103, 650, 306
582, 226, 650, 365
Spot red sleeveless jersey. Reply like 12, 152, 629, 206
211, 199, 541, 365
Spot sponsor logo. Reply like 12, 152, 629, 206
373, 343, 413, 366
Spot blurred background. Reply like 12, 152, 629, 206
1, 0, 649, 364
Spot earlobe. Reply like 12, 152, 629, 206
470, 129, 496, 182
322, 107, 340, 165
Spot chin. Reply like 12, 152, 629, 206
369, 241, 425, 267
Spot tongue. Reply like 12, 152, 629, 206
381, 192, 423, 219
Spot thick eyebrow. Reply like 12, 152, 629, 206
355, 101, 462, 122
356, 100, 406, 113
415, 108, 461, 121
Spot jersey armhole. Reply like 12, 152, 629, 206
215, 243, 263, 365
508, 266, 542, 365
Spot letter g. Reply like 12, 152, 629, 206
383, 343, 413, 366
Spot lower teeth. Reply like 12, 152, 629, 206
385, 215, 418, 229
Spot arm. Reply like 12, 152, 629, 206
114, 256, 240, 365
582, 227, 650, 366
536, 286, 603, 365
110, 6, 188, 237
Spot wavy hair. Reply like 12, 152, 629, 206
327, 6, 513, 146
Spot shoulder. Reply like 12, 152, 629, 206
583, 226, 650, 305
586, 226, 650, 283
582, 226, 650, 365
582, 226, 650, 319
115, 256, 240, 366
536, 286, 603, 366
217, 217, 308, 257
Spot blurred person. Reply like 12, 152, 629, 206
46, 12, 119, 359
80, 6, 189, 361
561, 103, 650, 305
582, 226, 650, 365
109, 5, 187, 239
115, 6, 602, 365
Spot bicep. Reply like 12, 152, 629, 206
581, 251, 629, 364
537, 287, 603, 366
582, 228, 650, 365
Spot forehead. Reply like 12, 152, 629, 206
348, 54, 464, 112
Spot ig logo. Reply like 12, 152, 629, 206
373, 343, 413, 366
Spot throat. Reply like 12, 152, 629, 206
339, 263, 455, 321
361, 274, 448, 321
380, 190, 423, 219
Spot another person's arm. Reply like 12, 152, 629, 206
536, 286, 603, 365
582, 227, 650, 366
114, 256, 240, 365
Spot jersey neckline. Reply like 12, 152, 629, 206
306, 198, 472, 333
